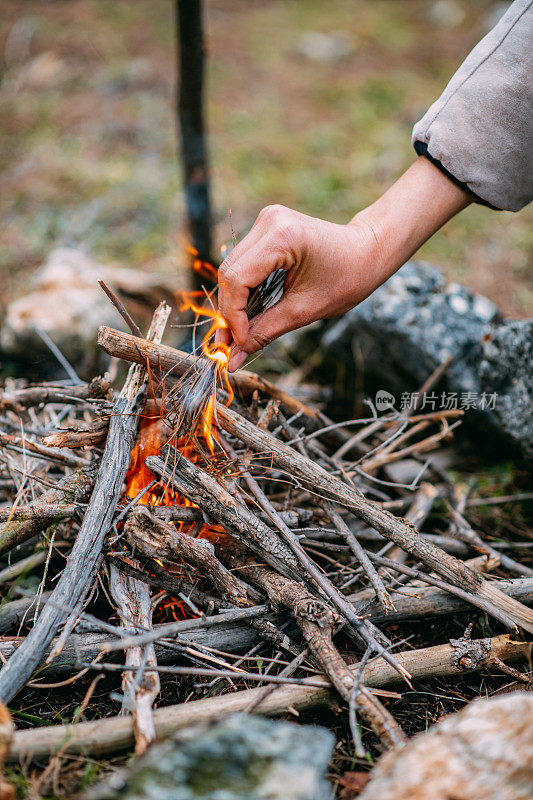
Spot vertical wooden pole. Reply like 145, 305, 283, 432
175, 0, 214, 287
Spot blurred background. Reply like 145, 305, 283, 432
1, 0, 531, 316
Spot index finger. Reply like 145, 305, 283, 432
217, 236, 286, 346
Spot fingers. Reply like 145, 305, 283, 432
228, 294, 309, 371
218, 237, 289, 347
217, 205, 299, 347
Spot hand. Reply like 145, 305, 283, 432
216, 207, 384, 371
217, 158, 472, 370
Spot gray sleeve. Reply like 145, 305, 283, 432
412, 0, 533, 212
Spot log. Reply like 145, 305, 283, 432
0, 469, 96, 556
7, 635, 527, 762
97, 326, 319, 419
0, 305, 171, 703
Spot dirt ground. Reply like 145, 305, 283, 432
1, 0, 531, 316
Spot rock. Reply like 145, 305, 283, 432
426, 1, 466, 28
0, 248, 176, 379
358, 692, 533, 800
479, 319, 533, 461
316, 260, 532, 460
294, 31, 355, 63
88, 714, 334, 800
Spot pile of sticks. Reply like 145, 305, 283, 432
0, 302, 531, 770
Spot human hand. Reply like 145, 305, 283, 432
216, 205, 385, 371
216, 157, 472, 371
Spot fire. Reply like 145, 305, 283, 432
119, 264, 234, 621
178, 293, 234, 454
186, 245, 218, 282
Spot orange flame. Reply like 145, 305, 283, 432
186, 245, 218, 282
178, 293, 234, 454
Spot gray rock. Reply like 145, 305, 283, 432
359, 692, 533, 800
318, 260, 532, 460
88, 714, 334, 800
479, 319, 533, 461
1, 247, 175, 378
294, 31, 355, 63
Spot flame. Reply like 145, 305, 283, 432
119, 256, 236, 622
186, 245, 218, 282
178, 293, 234, 454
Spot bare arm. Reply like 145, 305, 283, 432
217, 157, 472, 371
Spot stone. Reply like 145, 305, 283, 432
294, 31, 355, 63
358, 692, 533, 800
88, 714, 334, 800
426, 1, 466, 29
315, 260, 532, 460
479, 319, 533, 461
0, 247, 176, 379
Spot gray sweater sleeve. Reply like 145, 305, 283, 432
412, 0, 532, 212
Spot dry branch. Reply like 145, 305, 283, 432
7, 634, 527, 762
0, 468, 96, 556
98, 326, 319, 419
0, 304, 171, 703
124, 506, 256, 607
234, 557, 406, 749
109, 565, 160, 754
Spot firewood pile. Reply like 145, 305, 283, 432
0, 298, 531, 792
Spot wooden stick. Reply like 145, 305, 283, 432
7, 635, 526, 762
145, 454, 301, 578
0, 304, 171, 703
233, 557, 406, 749
216, 404, 533, 634
109, 565, 160, 755
0, 469, 96, 556
0, 377, 111, 414
124, 506, 257, 607
97, 326, 319, 419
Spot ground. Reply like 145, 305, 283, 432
1, 0, 531, 318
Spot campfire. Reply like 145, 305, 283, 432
0, 284, 531, 783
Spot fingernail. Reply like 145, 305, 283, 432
229, 350, 247, 372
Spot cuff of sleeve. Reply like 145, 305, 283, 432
413, 141, 498, 210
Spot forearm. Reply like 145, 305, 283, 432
351, 157, 472, 284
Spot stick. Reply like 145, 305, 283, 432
327, 505, 394, 612
145, 454, 301, 578
97, 326, 319, 419
233, 557, 406, 749
124, 506, 257, 607
0, 304, 171, 703
98, 280, 143, 338
216, 404, 533, 634
109, 565, 160, 754
0, 377, 111, 414
7, 635, 526, 762
0, 469, 96, 556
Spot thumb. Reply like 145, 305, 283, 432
228, 294, 306, 371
